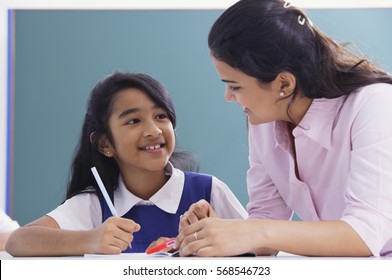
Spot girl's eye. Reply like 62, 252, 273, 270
156, 113, 168, 120
127, 118, 140, 125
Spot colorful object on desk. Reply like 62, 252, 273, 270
146, 238, 176, 255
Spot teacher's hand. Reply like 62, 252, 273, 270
176, 218, 251, 257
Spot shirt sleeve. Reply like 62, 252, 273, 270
0, 209, 19, 231
210, 177, 248, 219
47, 193, 102, 231
246, 125, 293, 220
340, 87, 392, 256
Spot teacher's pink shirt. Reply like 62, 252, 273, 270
246, 83, 392, 256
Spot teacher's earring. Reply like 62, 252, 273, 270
279, 91, 285, 97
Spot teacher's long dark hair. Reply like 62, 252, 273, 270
66, 72, 198, 200
208, 0, 392, 105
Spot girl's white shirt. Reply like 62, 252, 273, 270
48, 163, 248, 230
0, 209, 19, 232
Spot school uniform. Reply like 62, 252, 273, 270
0, 210, 19, 232
247, 83, 392, 256
48, 163, 247, 252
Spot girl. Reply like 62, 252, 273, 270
5, 71, 247, 256
176, 0, 392, 257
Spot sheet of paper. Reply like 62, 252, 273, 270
84, 251, 179, 258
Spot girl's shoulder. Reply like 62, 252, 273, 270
79, 186, 97, 195
183, 171, 212, 178
64, 189, 99, 206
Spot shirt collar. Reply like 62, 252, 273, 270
274, 97, 344, 150
114, 162, 185, 216
293, 97, 344, 149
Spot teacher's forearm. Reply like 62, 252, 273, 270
250, 219, 372, 257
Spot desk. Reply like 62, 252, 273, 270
1, 250, 388, 280
0, 250, 299, 259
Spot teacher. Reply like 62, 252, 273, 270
175, 0, 392, 257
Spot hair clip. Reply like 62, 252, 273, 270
298, 15, 306, 25
283, 1, 291, 8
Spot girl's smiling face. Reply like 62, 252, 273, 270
105, 88, 175, 175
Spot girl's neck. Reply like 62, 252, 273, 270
121, 169, 169, 200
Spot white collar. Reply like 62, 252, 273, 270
114, 162, 185, 215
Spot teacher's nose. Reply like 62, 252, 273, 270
224, 90, 236, 102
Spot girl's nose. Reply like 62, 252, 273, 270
143, 122, 162, 137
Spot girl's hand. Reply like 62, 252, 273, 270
146, 237, 176, 253
86, 216, 140, 254
179, 199, 217, 232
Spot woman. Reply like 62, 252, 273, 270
175, 0, 392, 257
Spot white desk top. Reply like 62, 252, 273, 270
0, 249, 299, 259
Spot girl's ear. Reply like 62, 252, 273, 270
90, 132, 113, 157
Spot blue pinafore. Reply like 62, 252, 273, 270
97, 172, 212, 253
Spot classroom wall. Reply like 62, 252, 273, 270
12, 9, 392, 225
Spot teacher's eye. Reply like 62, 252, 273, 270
229, 85, 241, 92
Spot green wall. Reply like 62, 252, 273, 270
12, 9, 392, 225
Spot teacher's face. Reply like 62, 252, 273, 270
212, 58, 289, 124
